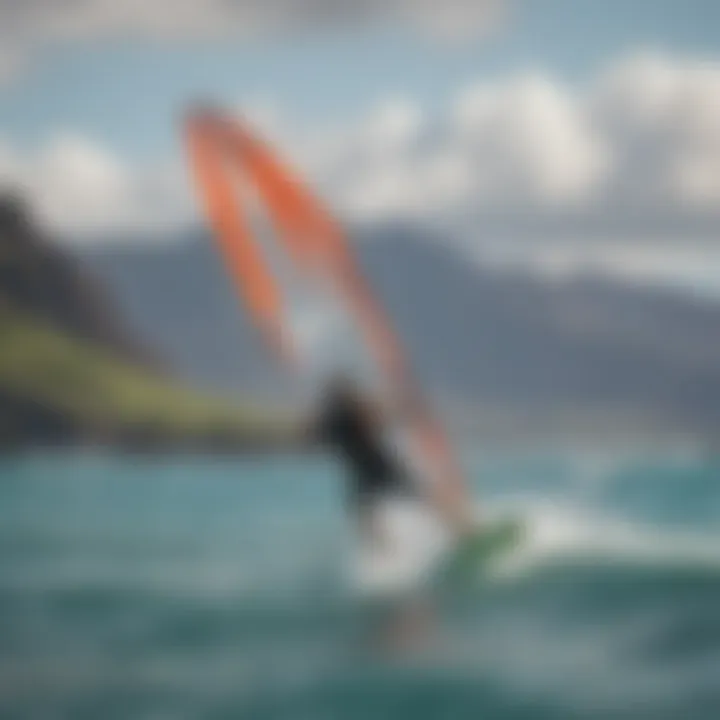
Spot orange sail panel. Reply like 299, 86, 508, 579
220, 115, 413, 388
183, 107, 468, 515
185, 114, 290, 362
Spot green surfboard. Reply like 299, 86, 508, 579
437, 517, 524, 583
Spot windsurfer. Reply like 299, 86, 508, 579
313, 374, 418, 550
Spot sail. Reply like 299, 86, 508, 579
183, 106, 469, 519
184, 113, 291, 363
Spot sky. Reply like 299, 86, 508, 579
1, 0, 720, 290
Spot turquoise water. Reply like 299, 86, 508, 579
1, 449, 719, 719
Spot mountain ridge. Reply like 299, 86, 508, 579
82, 223, 720, 440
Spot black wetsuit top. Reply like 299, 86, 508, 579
317, 392, 411, 508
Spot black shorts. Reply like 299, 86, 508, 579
347, 470, 417, 512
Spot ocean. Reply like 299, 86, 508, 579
0, 448, 719, 719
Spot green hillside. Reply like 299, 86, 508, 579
0, 300, 296, 450
0, 191, 299, 451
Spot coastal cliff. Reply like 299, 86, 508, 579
0, 192, 295, 451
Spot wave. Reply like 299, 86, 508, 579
480, 496, 720, 579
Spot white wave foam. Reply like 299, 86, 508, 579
482, 497, 720, 578
347, 492, 720, 595
351, 498, 452, 596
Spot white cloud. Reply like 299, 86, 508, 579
290, 74, 609, 221
452, 75, 608, 206
478, 239, 720, 297
2, 51, 720, 253
593, 52, 720, 209
0, 133, 192, 239
0, 0, 504, 82
307, 52, 720, 224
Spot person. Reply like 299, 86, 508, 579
312, 373, 418, 550
311, 373, 473, 654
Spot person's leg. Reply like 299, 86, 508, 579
389, 594, 435, 652
365, 592, 436, 657
356, 497, 387, 552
